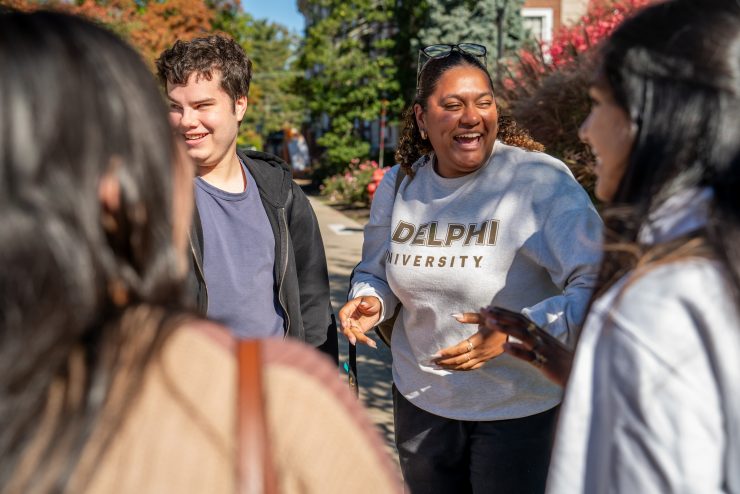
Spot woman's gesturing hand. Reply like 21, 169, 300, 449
338, 296, 382, 348
433, 313, 507, 371
479, 306, 574, 387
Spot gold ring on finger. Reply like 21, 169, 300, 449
466, 339, 474, 352
466, 353, 471, 362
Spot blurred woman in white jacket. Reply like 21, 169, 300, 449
480, 1, 740, 492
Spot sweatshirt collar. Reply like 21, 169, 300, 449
415, 140, 500, 183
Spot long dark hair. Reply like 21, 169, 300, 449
395, 50, 543, 176
0, 11, 191, 491
591, 0, 740, 301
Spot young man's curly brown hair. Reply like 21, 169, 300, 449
155, 35, 252, 110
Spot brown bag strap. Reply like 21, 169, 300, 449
237, 339, 278, 494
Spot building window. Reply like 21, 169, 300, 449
522, 7, 554, 44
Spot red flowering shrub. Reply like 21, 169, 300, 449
498, 0, 654, 195
548, 0, 651, 68
320, 159, 390, 206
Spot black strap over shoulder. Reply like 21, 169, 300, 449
347, 166, 406, 389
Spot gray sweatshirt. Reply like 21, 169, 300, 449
350, 141, 603, 420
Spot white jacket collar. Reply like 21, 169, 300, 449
637, 187, 713, 245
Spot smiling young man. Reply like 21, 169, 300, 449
156, 36, 337, 361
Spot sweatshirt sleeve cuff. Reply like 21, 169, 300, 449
349, 285, 394, 323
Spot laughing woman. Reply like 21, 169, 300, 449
340, 45, 602, 493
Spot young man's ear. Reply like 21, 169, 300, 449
235, 95, 248, 122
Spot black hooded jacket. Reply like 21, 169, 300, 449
187, 149, 338, 362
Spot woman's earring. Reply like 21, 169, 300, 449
420, 129, 427, 140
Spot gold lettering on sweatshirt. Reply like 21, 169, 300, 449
427, 222, 444, 247
384, 252, 487, 269
445, 224, 466, 246
387, 220, 497, 269
465, 222, 486, 246
411, 223, 429, 245
392, 221, 415, 243
391, 219, 499, 247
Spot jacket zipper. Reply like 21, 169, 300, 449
278, 207, 290, 339
189, 236, 208, 311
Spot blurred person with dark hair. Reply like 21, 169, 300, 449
339, 43, 602, 493
156, 36, 337, 361
0, 10, 399, 493
477, 0, 740, 491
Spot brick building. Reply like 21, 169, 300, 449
522, 0, 588, 43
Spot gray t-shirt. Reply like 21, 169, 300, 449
195, 161, 284, 339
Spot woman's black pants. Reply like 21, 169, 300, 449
393, 387, 559, 494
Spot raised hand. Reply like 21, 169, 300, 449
480, 306, 574, 387
432, 312, 507, 371
338, 296, 382, 348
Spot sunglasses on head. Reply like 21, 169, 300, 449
417, 43, 488, 83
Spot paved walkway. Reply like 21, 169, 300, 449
307, 195, 398, 463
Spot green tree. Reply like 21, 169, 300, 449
395, 0, 524, 101
419, 0, 525, 74
392, 0, 430, 104
213, 9, 304, 149
297, 0, 402, 176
